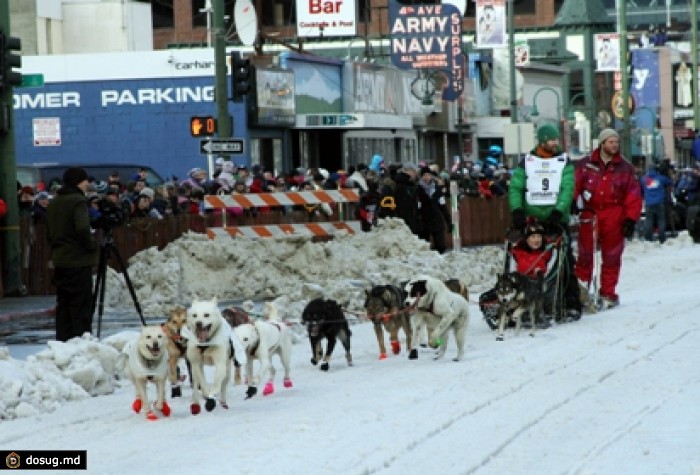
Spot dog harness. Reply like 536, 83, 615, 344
247, 321, 282, 357
124, 340, 168, 379
161, 323, 187, 354
369, 285, 407, 322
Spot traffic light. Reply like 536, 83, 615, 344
190, 115, 217, 137
231, 51, 253, 103
0, 31, 22, 91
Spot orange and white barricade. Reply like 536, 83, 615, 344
204, 189, 361, 239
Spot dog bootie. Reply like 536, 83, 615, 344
132, 398, 142, 413
205, 397, 217, 412
391, 340, 401, 355
171, 385, 182, 398
146, 410, 158, 421
160, 402, 171, 417
283, 378, 293, 388
263, 382, 275, 396
190, 403, 201, 415
379, 352, 387, 360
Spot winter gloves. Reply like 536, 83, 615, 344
623, 218, 637, 239
511, 209, 526, 230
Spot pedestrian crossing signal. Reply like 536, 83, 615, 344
190, 116, 217, 137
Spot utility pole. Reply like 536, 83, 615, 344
0, 0, 24, 296
618, 0, 631, 158
692, 0, 699, 132
214, 0, 231, 138
507, 0, 517, 123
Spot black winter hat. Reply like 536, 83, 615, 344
524, 222, 545, 237
62, 167, 89, 187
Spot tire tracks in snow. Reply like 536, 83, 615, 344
362, 299, 700, 475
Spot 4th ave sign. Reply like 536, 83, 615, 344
199, 138, 245, 155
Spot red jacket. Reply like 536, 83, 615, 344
511, 243, 552, 278
574, 149, 642, 222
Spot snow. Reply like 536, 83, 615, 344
2, 221, 700, 474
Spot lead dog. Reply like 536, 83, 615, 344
231, 302, 293, 399
184, 297, 235, 414
161, 306, 191, 398
494, 272, 545, 341
119, 325, 171, 420
301, 298, 353, 371
364, 284, 412, 359
404, 276, 470, 361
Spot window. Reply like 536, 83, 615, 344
261, 0, 296, 27
192, 0, 235, 28
513, 0, 536, 15
152, 0, 174, 29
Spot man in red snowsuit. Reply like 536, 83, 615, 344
574, 128, 642, 309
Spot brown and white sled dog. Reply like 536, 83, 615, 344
364, 284, 412, 359
184, 298, 238, 414
119, 325, 171, 420
404, 275, 470, 361
161, 306, 191, 398
231, 302, 293, 399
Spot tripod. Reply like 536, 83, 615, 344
92, 229, 146, 338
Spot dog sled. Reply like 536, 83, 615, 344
478, 223, 575, 330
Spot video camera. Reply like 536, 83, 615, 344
91, 198, 127, 230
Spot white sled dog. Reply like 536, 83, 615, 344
404, 275, 470, 361
119, 325, 171, 420
184, 297, 234, 414
232, 302, 294, 399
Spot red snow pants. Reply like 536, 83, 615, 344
575, 207, 625, 301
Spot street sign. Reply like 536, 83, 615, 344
200, 138, 245, 155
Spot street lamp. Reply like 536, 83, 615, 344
530, 87, 562, 148
567, 92, 594, 154
530, 87, 562, 124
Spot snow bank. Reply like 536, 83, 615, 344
102, 218, 504, 317
0, 335, 121, 420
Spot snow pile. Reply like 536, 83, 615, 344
103, 219, 505, 317
0, 335, 122, 420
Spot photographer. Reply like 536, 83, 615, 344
46, 167, 98, 342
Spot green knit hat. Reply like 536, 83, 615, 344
537, 123, 560, 143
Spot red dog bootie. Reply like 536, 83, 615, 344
391, 341, 401, 355
132, 398, 142, 413
146, 410, 158, 421
190, 403, 201, 415
160, 402, 171, 417
263, 382, 275, 396
379, 352, 387, 360
283, 378, 293, 388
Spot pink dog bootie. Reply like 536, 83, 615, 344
263, 382, 275, 396
283, 377, 293, 388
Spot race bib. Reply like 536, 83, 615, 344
524, 154, 567, 205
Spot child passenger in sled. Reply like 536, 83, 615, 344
511, 220, 553, 278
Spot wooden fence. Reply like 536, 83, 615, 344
3, 196, 511, 296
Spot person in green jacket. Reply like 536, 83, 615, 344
508, 123, 582, 322
46, 167, 98, 341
